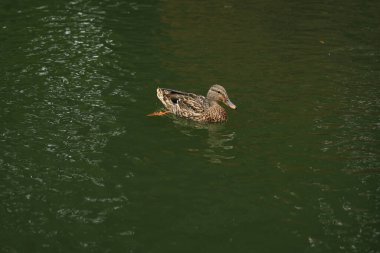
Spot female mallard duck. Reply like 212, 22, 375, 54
153, 84, 236, 122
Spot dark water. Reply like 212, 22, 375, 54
1, 0, 379, 252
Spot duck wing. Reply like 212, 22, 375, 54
158, 88, 208, 114
176, 94, 208, 114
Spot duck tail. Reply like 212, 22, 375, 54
156, 87, 176, 109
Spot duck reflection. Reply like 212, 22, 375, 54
171, 117, 236, 164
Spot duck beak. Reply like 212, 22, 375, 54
225, 99, 237, 109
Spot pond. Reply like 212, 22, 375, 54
0, 0, 379, 252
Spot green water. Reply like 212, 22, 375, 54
1, 0, 379, 252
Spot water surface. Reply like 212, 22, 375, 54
1, 0, 379, 252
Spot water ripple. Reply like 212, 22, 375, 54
0, 0, 132, 250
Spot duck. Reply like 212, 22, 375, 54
149, 84, 236, 123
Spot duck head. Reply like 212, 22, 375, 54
207, 84, 237, 109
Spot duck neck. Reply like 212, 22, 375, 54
209, 99, 219, 107
208, 100, 227, 122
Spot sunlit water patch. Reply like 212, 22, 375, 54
0, 0, 135, 251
